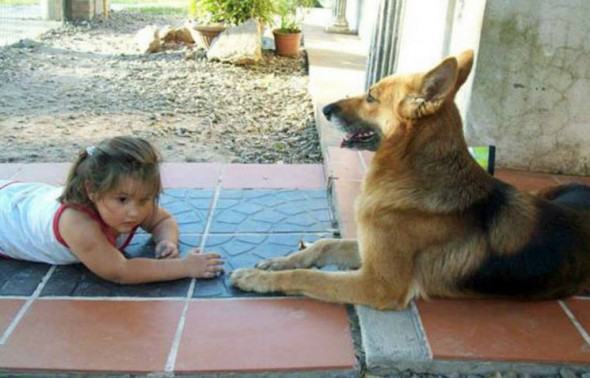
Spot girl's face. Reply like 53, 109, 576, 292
88, 176, 156, 234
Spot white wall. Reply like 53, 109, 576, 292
395, 0, 451, 74
356, 0, 380, 52
447, 0, 487, 121
465, 0, 590, 175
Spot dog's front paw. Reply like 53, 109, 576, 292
256, 256, 296, 271
230, 268, 274, 293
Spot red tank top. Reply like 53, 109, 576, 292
53, 203, 137, 252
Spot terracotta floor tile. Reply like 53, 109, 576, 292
495, 169, 559, 192
339, 221, 358, 238
564, 299, 590, 336
332, 179, 361, 224
0, 299, 184, 373
360, 151, 374, 170
0, 299, 24, 335
417, 299, 590, 364
175, 298, 356, 373
10, 163, 71, 185
326, 147, 364, 181
0, 164, 23, 180
161, 162, 222, 188
222, 164, 326, 189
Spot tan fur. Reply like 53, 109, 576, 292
230, 50, 590, 309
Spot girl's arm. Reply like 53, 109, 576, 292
59, 208, 222, 284
141, 205, 180, 259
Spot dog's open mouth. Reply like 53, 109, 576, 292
340, 130, 379, 149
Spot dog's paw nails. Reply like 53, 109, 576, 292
230, 268, 273, 292
255, 260, 277, 270
255, 257, 294, 271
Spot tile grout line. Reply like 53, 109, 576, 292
357, 151, 368, 173
558, 300, 590, 346
410, 300, 433, 360
34, 295, 302, 302
164, 164, 225, 373
8, 164, 25, 181
0, 265, 56, 346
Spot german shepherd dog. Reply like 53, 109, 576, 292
230, 50, 590, 310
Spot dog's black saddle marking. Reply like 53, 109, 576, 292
461, 182, 589, 298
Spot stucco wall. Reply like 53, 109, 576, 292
395, 0, 451, 74
465, 0, 590, 175
356, 0, 380, 52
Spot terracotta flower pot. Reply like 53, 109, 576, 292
193, 24, 227, 48
273, 30, 302, 57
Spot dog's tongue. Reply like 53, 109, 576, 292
340, 132, 355, 148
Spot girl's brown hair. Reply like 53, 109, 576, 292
59, 136, 162, 206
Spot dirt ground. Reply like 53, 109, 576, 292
0, 10, 321, 164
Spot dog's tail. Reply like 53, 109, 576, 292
537, 183, 590, 212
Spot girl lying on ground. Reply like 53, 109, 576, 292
0, 136, 224, 284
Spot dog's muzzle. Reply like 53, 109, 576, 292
322, 103, 340, 121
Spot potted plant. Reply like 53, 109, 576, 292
272, 0, 314, 57
189, 0, 275, 47
188, 0, 229, 48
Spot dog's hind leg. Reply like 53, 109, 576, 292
255, 239, 360, 271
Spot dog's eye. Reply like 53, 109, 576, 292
366, 94, 377, 103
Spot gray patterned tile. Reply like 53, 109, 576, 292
210, 189, 334, 233
193, 233, 334, 298
137, 189, 214, 235
0, 258, 50, 296
40, 235, 202, 298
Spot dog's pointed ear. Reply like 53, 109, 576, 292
398, 57, 458, 119
455, 49, 474, 90
298, 240, 311, 250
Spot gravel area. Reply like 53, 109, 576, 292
0, 10, 321, 164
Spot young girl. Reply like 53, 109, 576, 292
0, 136, 224, 284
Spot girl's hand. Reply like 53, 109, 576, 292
183, 249, 225, 278
155, 240, 179, 259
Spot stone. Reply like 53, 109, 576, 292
135, 25, 161, 54
159, 25, 176, 43
207, 19, 262, 65
175, 27, 195, 44
559, 368, 577, 378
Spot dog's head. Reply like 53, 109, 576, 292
322, 50, 474, 151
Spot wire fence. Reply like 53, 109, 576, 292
0, 0, 61, 46
0, 0, 190, 47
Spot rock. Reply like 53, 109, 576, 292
135, 25, 161, 54
13, 39, 40, 49
175, 27, 195, 44
160, 25, 194, 45
207, 19, 262, 65
160, 25, 176, 43
559, 368, 577, 378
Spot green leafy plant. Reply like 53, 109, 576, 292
189, 0, 275, 26
273, 0, 314, 33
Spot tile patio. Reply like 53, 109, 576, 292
1, 162, 590, 376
